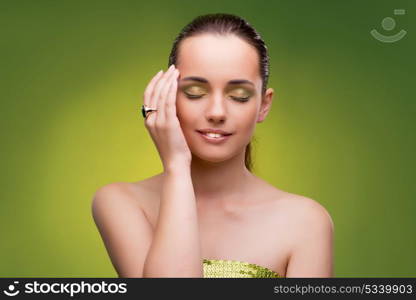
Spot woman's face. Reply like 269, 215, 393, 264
175, 33, 273, 164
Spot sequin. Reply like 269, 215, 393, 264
202, 258, 283, 278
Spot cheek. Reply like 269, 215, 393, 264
175, 97, 191, 123
176, 97, 202, 132
236, 104, 259, 132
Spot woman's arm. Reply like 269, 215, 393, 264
92, 182, 154, 277
92, 173, 202, 278
285, 201, 334, 277
92, 66, 202, 277
143, 166, 202, 277
140, 66, 202, 277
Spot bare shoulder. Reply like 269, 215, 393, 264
92, 173, 163, 208
249, 178, 334, 239
93, 182, 138, 206
91, 182, 141, 224
256, 178, 334, 239
274, 191, 334, 277
273, 190, 334, 251
91, 182, 145, 221
255, 177, 332, 220
94, 181, 134, 197
91, 181, 157, 277
274, 192, 333, 229
283, 192, 333, 226
93, 174, 164, 227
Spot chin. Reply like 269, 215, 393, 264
192, 155, 230, 165
190, 148, 240, 165
185, 131, 246, 164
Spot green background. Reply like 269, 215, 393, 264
1, 0, 415, 277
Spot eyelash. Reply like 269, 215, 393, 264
184, 93, 250, 102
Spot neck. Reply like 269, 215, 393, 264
190, 150, 253, 203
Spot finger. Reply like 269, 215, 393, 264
158, 66, 177, 114
165, 69, 179, 121
156, 67, 178, 126
143, 70, 163, 106
151, 65, 175, 129
151, 64, 175, 110
143, 71, 163, 127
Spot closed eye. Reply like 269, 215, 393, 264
184, 93, 250, 102
230, 95, 250, 102
184, 92, 206, 99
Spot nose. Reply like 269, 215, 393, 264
204, 91, 227, 123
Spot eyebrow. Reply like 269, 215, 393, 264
181, 76, 255, 87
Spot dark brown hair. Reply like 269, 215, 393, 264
168, 13, 270, 172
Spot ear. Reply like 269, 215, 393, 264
257, 87, 274, 123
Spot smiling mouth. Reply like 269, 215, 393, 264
197, 131, 232, 138
196, 128, 233, 135
196, 131, 233, 143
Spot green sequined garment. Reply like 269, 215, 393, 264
202, 258, 283, 278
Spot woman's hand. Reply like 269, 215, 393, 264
143, 65, 192, 171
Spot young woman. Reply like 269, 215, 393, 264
92, 13, 334, 278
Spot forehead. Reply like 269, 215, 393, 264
177, 34, 261, 86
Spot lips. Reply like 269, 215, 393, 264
196, 130, 233, 143
197, 131, 231, 138
196, 129, 233, 136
